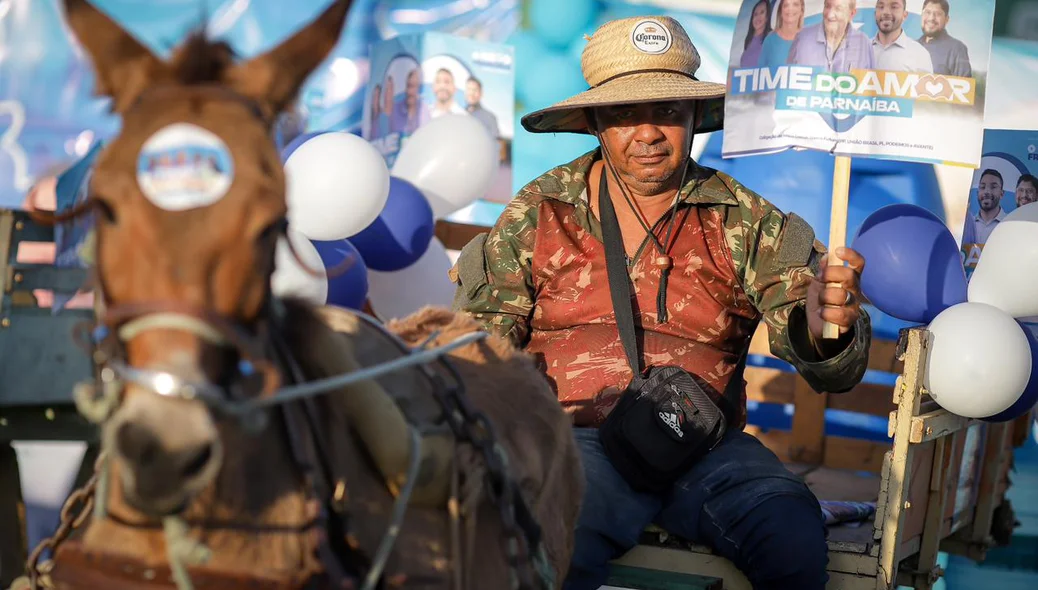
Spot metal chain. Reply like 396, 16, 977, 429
427, 364, 543, 590
22, 452, 106, 590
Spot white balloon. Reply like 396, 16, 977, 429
1005, 201, 1038, 223
925, 302, 1031, 418
285, 132, 390, 240
366, 238, 456, 320
271, 229, 328, 305
967, 216, 1038, 318
391, 114, 498, 219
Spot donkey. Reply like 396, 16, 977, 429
19, 1, 584, 589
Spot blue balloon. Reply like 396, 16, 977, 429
983, 322, 1038, 423
529, 0, 598, 49
851, 204, 967, 324
348, 176, 435, 272
280, 131, 327, 162
516, 47, 587, 111
311, 239, 368, 310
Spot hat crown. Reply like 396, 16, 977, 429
581, 16, 702, 88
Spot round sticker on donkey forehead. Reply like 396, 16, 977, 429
630, 19, 673, 55
136, 123, 235, 211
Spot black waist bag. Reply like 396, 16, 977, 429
594, 165, 743, 494
599, 366, 729, 493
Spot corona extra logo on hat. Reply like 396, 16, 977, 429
630, 19, 672, 55
520, 15, 725, 136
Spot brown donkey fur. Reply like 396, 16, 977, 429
69, 302, 583, 588
40, 0, 583, 588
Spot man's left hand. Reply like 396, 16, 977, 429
807, 246, 866, 346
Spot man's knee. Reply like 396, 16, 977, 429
734, 495, 828, 590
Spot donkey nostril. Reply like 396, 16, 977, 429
116, 421, 161, 466
179, 444, 214, 479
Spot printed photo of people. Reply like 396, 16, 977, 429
419, 53, 510, 203
729, 0, 991, 77
365, 55, 423, 141
959, 129, 1038, 280
364, 33, 515, 206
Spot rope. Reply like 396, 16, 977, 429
163, 516, 212, 590
222, 331, 488, 415
360, 427, 423, 590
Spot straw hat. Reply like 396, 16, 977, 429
520, 16, 725, 135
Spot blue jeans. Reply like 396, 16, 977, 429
564, 428, 829, 590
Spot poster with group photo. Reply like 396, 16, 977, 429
362, 32, 515, 205
959, 129, 1038, 280
722, 0, 996, 167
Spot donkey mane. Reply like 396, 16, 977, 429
169, 31, 238, 85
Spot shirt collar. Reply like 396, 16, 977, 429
974, 208, 1007, 224
815, 21, 854, 44
874, 28, 908, 48
527, 147, 740, 209
921, 29, 950, 44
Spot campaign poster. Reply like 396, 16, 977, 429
722, 0, 996, 168
959, 128, 1038, 280
363, 32, 515, 204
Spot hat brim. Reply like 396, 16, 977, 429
520, 72, 726, 136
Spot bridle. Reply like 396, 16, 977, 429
38, 255, 496, 590
22, 85, 551, 590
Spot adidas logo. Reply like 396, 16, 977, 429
659, 411, 683, 437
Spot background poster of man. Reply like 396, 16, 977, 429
422, 67, 468, 123
363, 33, 514, 209
872, 0, 933, 72
419, 51, 513, 205
786, 0, 874, 72
723, 0, 997, 167
959, 129, 1038, 280
465, 76, 500, 140
391, 68, 422, 135
919, 0, 972, 76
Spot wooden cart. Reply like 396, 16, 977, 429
438, 221, 1033, 590
610, 327, 1031, 590
0, 214, 1031, 589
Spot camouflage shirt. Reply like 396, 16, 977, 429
451, 148, 871, 428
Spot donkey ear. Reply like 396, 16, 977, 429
225, 0, 352, 116
62, 0, 169, 113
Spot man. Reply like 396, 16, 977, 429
788, 0, 875, 72
390, 68, 422, 134
918, 0, 972, 78
424, 67, 466, 122
962, 169, 1007, 246
1015, 173, 1037, 208
872, 0, 933, 72
464, 76, 500, 140
451, 16, 871, 590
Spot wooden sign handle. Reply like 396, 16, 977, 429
823, 155, 852, 340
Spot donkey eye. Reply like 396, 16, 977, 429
258, 218, 288, 243
91, 196, 117, 223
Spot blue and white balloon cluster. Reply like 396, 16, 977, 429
851, 203, 1038, 422
271, 114, 497, 319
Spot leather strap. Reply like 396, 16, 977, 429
50, 538, 317, 590
598, 165, 643, 376
266, 307, 360, 587
597, 166, 747, 419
